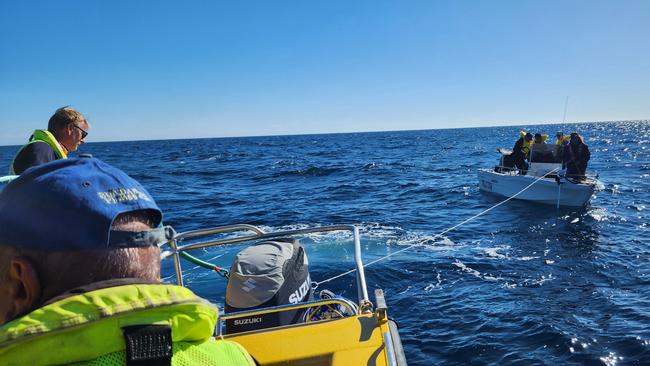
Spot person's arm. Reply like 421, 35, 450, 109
512, 139, 523, 155
13, 142, 57, 174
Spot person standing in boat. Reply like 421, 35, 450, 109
10, 106, 90, 175
533, 133, 548, 144
563, 132, 591, 180
531, 133, 556, 162
555, 131, 570, 146
511, 132, 533, 174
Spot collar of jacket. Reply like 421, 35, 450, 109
0, 282, 218, 365
30, 129, 68, 159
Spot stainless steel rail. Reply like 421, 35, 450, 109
161, 224, 370, 305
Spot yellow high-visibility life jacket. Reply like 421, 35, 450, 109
534, 133, 549, 144
556, 135, 570, 145
519, 131, 533, 155
10, 129, 68, 174
0, 283, 255, 366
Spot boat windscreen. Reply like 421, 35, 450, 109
530, 144, 563, 163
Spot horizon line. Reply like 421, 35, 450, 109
1, 118, 648, 148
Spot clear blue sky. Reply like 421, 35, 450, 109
1, 0, 648, 145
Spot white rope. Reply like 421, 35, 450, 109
315, 168, 560, 286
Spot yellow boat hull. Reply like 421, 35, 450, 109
226, 314, 397, 365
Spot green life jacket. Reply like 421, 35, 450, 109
9, 129, 68, 174
0, 283, 255, 366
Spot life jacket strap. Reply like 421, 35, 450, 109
123, 324, 173, 366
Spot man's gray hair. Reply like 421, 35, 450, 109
0, 210, 161, 304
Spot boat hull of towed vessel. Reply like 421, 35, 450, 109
477, 169, 595, 207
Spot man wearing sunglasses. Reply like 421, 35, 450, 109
10, 106, 90, 175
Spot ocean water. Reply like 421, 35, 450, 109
1, 121, 649, 365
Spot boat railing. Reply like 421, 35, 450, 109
527, 162, 562, 178
161, 224, 370, 306
492, 165, 519, 174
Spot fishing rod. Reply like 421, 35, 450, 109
562, 96, 569, 123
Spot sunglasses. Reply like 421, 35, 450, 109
72, 124, 89, 139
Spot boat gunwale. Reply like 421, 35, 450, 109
478, 168, 598, 187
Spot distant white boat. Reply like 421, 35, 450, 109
478, 145, 597, 207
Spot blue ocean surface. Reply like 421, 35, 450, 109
1, 121, 649, 365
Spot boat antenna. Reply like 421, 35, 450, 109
562, 96, 569, 123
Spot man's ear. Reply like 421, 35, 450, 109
5, 257, 41, 321
65, 123, 75, 136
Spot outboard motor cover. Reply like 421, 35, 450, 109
224, 239, 313, 333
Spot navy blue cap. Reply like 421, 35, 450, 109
0, 158, 166, 251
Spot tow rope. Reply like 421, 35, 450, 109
315, 167, 561, 287
177, 168, 561, 284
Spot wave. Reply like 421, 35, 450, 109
272, 166, 343, 178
